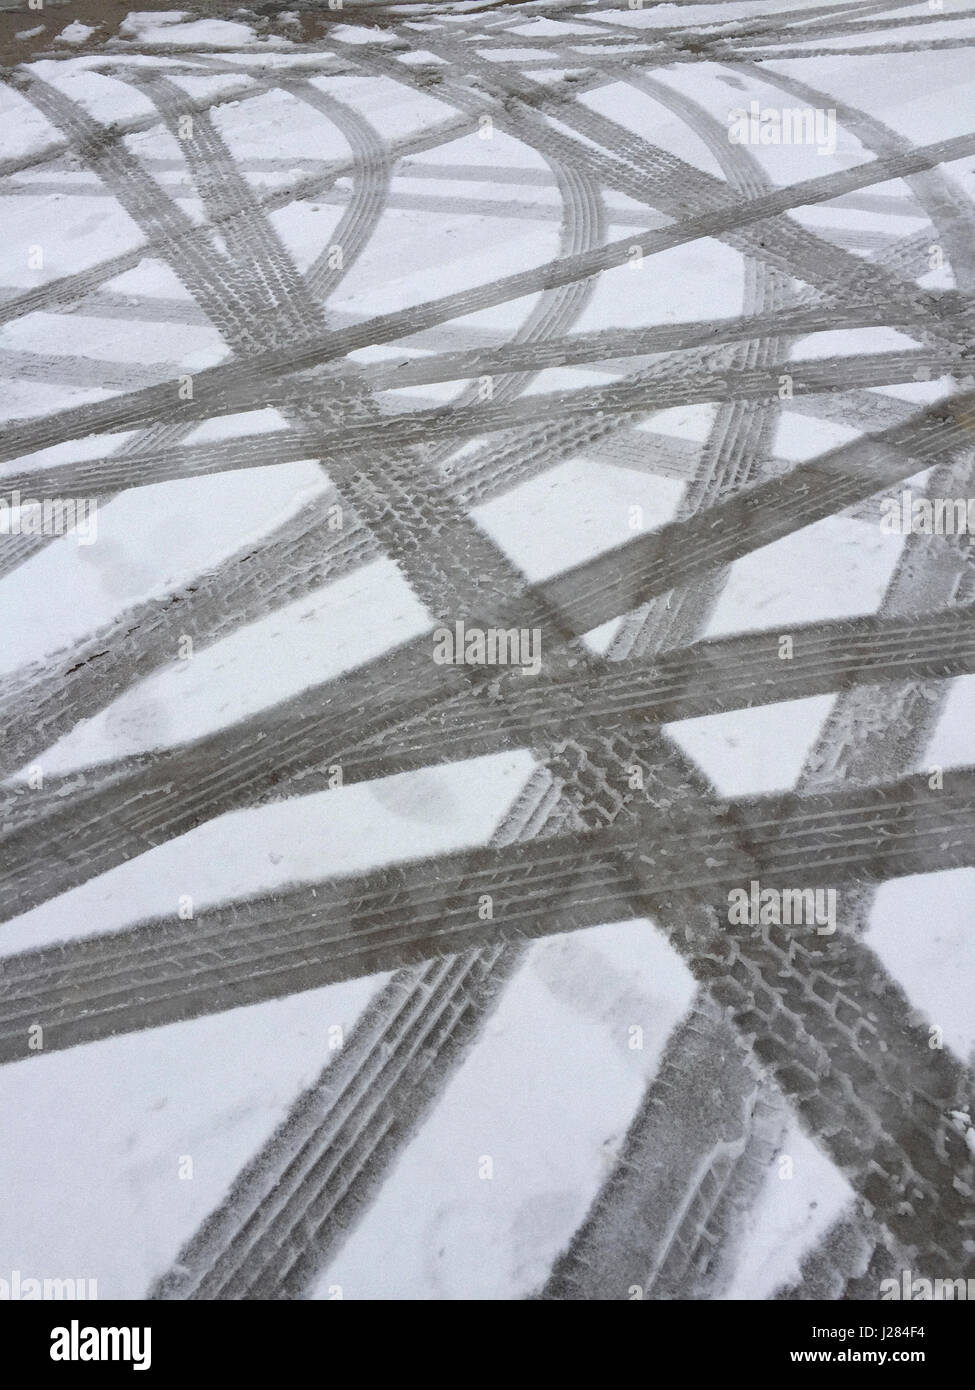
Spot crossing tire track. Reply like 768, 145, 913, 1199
3, 4, 974, 1299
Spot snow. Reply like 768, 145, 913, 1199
868, 870, 975, 1061
472, 456, 685, 582
118, 13, 272, 49
666, 695, 837, 798
724, 1123, 853, 1300
0, 0, 971, 1304
0, 974, 388, 1299
705, 516, 906, 633
2, 748, 537, 957
310, 917, 698, 1300
37, 554, 432, 767
56, 22, 98, 46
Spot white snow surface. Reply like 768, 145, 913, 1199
0, 0, 972, 1303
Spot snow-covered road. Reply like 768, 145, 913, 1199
0, 0, 974, 1301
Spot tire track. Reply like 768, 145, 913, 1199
325, 32, 973, 1289
364, 28, 972, 352
3, 763, 974, 1272
0, 100, 476, 332
538, 67, 975, 1300
5, 114, 972, 468
3, 8, 968, 1289
4, 599, 971, 848
3, 347, 958, 500
13, 69, 581, 646
3, 385, 974, 915
541, 995, 786, 1301
3, 766, 974, 1063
